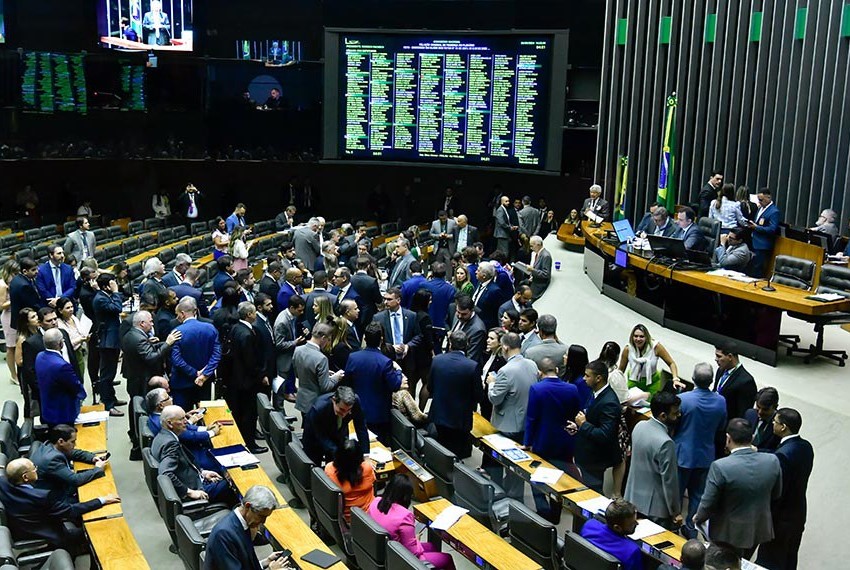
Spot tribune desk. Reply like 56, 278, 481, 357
582, 221, 850, 365
84, 518, 150, 570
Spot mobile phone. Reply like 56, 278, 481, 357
529, 460, 542, 469
101, 452, 111, 460
196, 407, 207, 415
653, 540, 675, 550
217, 419, 235, 426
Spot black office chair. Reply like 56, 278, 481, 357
386, 541, 431, 569
268, 411, 294, 486
107, 225, 124, 239
175, 514, 207, 570
139, 415, 155, 450
562, 531, 622, 570
311, 467, 354, 559
786, 264, 850, 365
390, 409, 423, 459
256, 393, 274, 437
508, 502, 563, 570
421, 437, 457, 499
41, 548, 75, 570
351, 507, 390, 570
141, 447, 161, 505
24, 228, 42, 243
452, 462, 515, 535
145, 217, 165, 230
0, 505, 55, 567
128, 220, 145, 235
173, 226, 189, 240
285, 441, 316, 520
92, 228, 108, 242
697, 217, 722, 251
1, 400, 33, 456
157, 475, 229, 552
62, 221, 77, 235
770, 255, 817, 349
0, 423, 18, 461
254, 221, 271, 236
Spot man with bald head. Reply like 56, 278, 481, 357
171, 296, 221, 409
452, 214, 479, 254
276, 267, 304, 311
36, 328, 87, 427
0, 457, 119, 553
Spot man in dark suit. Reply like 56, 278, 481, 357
566, 359, 622, 493
93, 272, 124, 415
498, 285, 533, 320
213, 256, 236, 299
400, 261, 428, 309
152, 405, 235, 505
694, 418, 782, 558
344, 323, 403, 444
35, 244, 76, 307
372, 287, 420, 370
493, 195, 517, 259
0, 458, 119, 554
22, 308, 80, 419
635, 202, 661, 234
388, 237, 416, 289
176, 184, 203, 223
746, 188, 782, 277
673, 206, 706, 251
642, 206, 677, 237
30, 424, 107, 503
302, 270, 334, 328
301, 386, 370, 466
9, 257, 43, 332
204, 485, 290, 570
446, 295, 486, 365
452, 215, 479, 255
121, 310, 181, 459
350, 259, 380, 327
170, 266, 209, 318
756, 408, 814, 570
258, 261, 282, 314
698, 170, 723, 218
253, 293, 278, 399
581, 184, 610, 221
713, 343, 757, 420
471, 262, 505, 330
428, 331, 481, 459
226, 303, 269, 454
162, 253, 192, 289
171, 296, 221, 410
276, 268, 304, 313
744, 387, 780, 452
139, 257, 168, 302
36, 329, 87, 427
424, 262, 457, 331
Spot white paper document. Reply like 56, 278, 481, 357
502, 448, 532, 463
350, 429, 378, 442
214, 450, 260, 468
368, 447, 393, 464
628, 519, 667, 541
808, 292, 845, 302
482, 433, 520, 450
199, 400, 226, 408
530, 467, 563, 484
431, 505, 468, 531
576, 496, 613, 515
741, 560, 768, 570
75, 411, 109, 424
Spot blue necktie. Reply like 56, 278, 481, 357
717, 370, 731, 392
392, 313, 403, 345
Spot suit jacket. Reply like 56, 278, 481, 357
276, 281, 302, 314
524, 339, 567, 377
229, 321, 265, 391
744, 409, 780, 451
148, 413, 217, 472
520, 331, 541, 354
487, 354, 538, 434
204, 510, 262, 570
694, 447, 782, 549
9, 274, 43, 329
294, 226, 321, 270
302, 392, 369, 465
575, 385, 622, 470
429, 218, 459, 255
30, 443, 103, 503
36, 351, 86, 426
121, 326, 171, 395
771, 436, 813, 531
471, 280, 504, 330
23, 329, 81, 389
258, 275, 281, 306
424, 278, 456, 328
344, 347, 402, 424
518, 205, 542, 237
448, 313, 487, 365
388, 253, 415, 289
635, 212, 654, 234
674, 224, 705, 251
400, 275, 428, 309
350, 273, 381, 325
213, 272, 233, 299
293, 342, 335, 413
93, 290, 123, 349
63, 230, 97, 262
161, 270, 181, 289
170, 318, 221, 392
170, 283, 209, 318
714, 365, 757, 421
35, 262, 76, 303
151, 430, 204, 499
714, 243, 753, 271
451, 224, 480, 252
225, 213, 245, 234
649, 220, 677, 237
673, 388, 727, 469
524, 376, 580, 461
331, 285, 365, 331
254, 314, 277, 381
0, 478, 103, 547
176, 190, 203, 220
428, 351, 481, 431
582, 197, 610, 220
140, 278, 168, 303
698, 183, 717, 217
527, 248, 552, 299
752, 203, 782, 251
494, 205, 512, 239
625, 418, 681, 519
373, 308, 420, 346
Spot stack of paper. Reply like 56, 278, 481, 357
431, 505, 468, 531
530, 467, 563, 484
75, 411, 110, 424
502, 448, 532, 463
576, 496, 612, 515
350, 429, 379, 442
368, 447, 393, 464
628, 519, 666, 540
482, 433, 520, 450
215, 450, 260, 468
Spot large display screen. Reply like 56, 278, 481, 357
0, 0, 6, 44
324, 30, 567, 171
21, 52, 87, 114
97, 1, 194, 51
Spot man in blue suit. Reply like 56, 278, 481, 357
344, 322, 403, 445
9, 258, 43, 332
673, 362, 728, 539
424, 262, 456, 329
35, 244, 76, 307
471, 262, 506, 330
225, 203, 247, 233
746, 188, 782, 277
169, 266, 209, 318
161, 253, 192, 289
146, 387, 221, 472
525, 356, 581, 523
673, 207, 706, 251
428, 330, 481, 459
204, 485, 290, 570
301, 386, 369, 465
330, 267, 364, 331
171, 296, 221, 410
93, 273, 124, 415
36, 329, 87, 427
213, 256, 235, 299
372, 287, 420, 370
276, 267, 304, 312
400, 261, 428, 309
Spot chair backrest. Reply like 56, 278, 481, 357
24, 228, 42, 243
380, 222, 398, 235
1, 401, 18, 427
421, 437, 457, 499
285, 441, 316, 517
63, 221, 77, 235
132, 396, 148, 427
141, 447, 160, 504
390, 409, 417, 456
351, 506, 390, 570
386, 541, 430, 569
311, 466, 352, 555
156, 474, 180, 541
145, 217, 164, 230
139, 415, 155, 449
817, 264, 850, 297
107, 226, 124, 239
452, 462, 496, 525
0, 422, 17, 460
159, 228, 175, 245
188, 238, 205, 253
128, 220, 144, 235
697, 217, 722, 250
508, 502, 561, 570
268, 411, 292, 482
42, 549, 75, 570
159, 248, 176, 265
562, 531, 622, 570
0, 453, 8, 470
175, 514, 206, 570
0, 526, 16, 567
93, 228, 108, 242
173, 226, 188, 240
254, 221, 271, 236
256, 393, 273, 435
771, 255, 816, 290
190, 222, 208, 236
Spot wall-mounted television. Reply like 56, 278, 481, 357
235, 40, 303, 66
97, 0, 194, 52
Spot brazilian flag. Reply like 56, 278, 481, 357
657, 93, 677, 211
613, 156, 628, 221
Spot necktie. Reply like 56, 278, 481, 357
717, 370, 731, 392
80, 232, 90, 257
53, 266, 62, 297
392, 313, 403, 345
188, 194, 195, 215
337, 288, 345, 303
472, 284, 484, 305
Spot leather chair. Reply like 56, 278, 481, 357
132, 396, 148, 430
452, 462, 515, 535
158, 229, 175, 246
62, 221, 77, 235
256, 394, 274, 437
24, 228, 42, 243
190, 222, 208, 237
188, 238, 205, 254
0, 453, 7, 470
41, 548, 75, 570
254, 221, 271, 236
390, 409, 423, 460
421, 437, 457, 499
103, 244, 122, 263
381, 222, 399, 235
786, 264, 850, 365
141, 447, 161, 505
311, 467, 354, 559
697, 217, 722, 251
562, 531, 622, 570
268, 412, 294, 487
386, 541, 430, 570
770, 255, 817, 348
0, 505, 55, 567
139, 415, 155, 450
285, 441, 317, 522
157, 475, 228, 552
508, 502, 563, 570
175, 514, 207, 570
351, 507, 390, 570
173, 226, 188, 240
107, 226, 124, 239
138, 233, 157, 251
128, 220, 145, 235
145, 217, 165, 230
1, 400, 33, 456
159, 249, 176, 267
92, 228, 108, 242
0, 423, 18, 460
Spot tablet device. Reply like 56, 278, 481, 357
301, 549, 341, 568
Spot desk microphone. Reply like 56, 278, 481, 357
761, 274, 776, 292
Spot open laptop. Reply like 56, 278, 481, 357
647, 234, 688, 260
612, 219, 636, 244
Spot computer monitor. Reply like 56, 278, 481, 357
647, 235, 688, 259
614, 247, 628, 268
612, 219, 636, 244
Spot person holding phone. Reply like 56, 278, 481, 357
29, 424, 109, 504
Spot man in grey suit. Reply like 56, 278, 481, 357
387, 237, 415, 289
713, 228, 752, 271
694, 418, 782, 557
447, 295, 487, 365
485, 332, 538, 500
624, 392, 682, 529
293, 218, 321, 271
292, 322, 344, 416
518, 196, 542, 237
429, 210, 458, 265
493, 195, 516, 255
524, 314, 567, 376
518, 236, 552, 300
581, 184, 610, 221
452, 215, 479, 254
63, 218, 96, 261
30, 424, 107, 503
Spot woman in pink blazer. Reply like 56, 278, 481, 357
368, 475, 456, 569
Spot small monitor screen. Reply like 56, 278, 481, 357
235, 40, 303, 65
613, 219, 636, 243
615, 247, 628, 268
97, 1, 194, 52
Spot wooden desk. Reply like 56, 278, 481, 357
265, 507, 347, 570
117, 236, 195, 269
556, 223, 586, 251
76, 421, 107, 454
75, 462, 123, 521
414, 498, 542, 570
85, 518, 150, 570
200, 400, 246, 448
347, 424, 398, 480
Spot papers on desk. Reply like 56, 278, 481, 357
806, 292, 846, 302
741, 560, 769, 570
706, 269, 759, 283
75, 411, 109, 424
368, 447, 393, 464
431, 505, 468, 531
628, 519, 666, 541
350, 429, 379, 443
502, 448, 532, 463
482, 433, 520, 450
213, 449, 261, 469
529, 467, 563, 485
576, 496, 613, 515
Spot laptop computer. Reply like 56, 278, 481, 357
647, 234, 688, 259
686, 248, 713, 267
613, 219, 636, 244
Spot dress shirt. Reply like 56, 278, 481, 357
234, 507, 249, 531
457, 226, 469, 250
715, 364, 739, 392
187, 193, 197, 218
472, 280, 492, 305
390, 310, 404, 345
780, 434, 800, 445
45, 347, 70, 365
50, 263, 63, 297
337, 283, 351, 303
241, 287, 254, 303
654, 221, 671, 235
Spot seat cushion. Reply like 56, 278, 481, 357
195, 509, 229, 536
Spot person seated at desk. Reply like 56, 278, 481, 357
579, 498, 643, 570
146, 388, 222, 472
264, 88, 286, 110
120, 17, 138, 42
713, 228, 752, 272
368, 474, 456, 570
151, 405, 236, 506
29, 424, 107, 504
324, 439, 375, 524
301, 385, 370, 466
638, 205, 677, 238
635, 201, 661, 234
674, 207, 706, 250
0, 458, 120, 556
657, 539, 705, 570
809, 208, 839, 237
204, 485, 291, 570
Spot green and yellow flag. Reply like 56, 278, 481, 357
657, 93, 677, 211
614, 156, 628, 221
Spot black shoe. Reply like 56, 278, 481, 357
255, 431, 266, 440
129, 449, 142, 461
113, 380, 121, 386
249, 446, 269, 454
114, 400, 128, 406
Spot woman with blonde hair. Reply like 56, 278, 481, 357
329, 316, 354, 371
312, 296, 335, 328
228, 225, 252, 271
0, 260, 20, 384
618, 324, 682, 397
452, 265, 474, 296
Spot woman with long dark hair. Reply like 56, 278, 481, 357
500, 308, 520, 334
563, 344, 590, 407
479, 328, 506, 420
56, 296, 89, 382
324, 439, 375, 524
